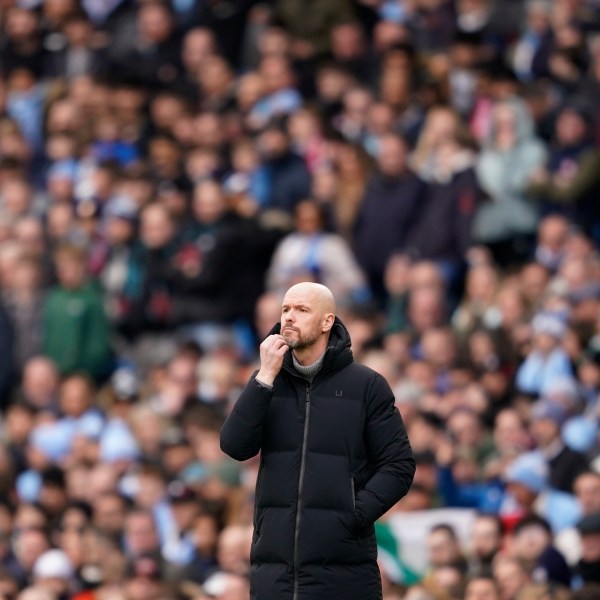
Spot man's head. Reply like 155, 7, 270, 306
528, 400, 566, 448
124, 510, 159, 557
21, 357, 59, 410
577, 513, 600, 563
280, 283, 335, 352
574, 472, 600, 515
465, 576, 499, 600
471, 514, 502, 563
511, 515, 552, 564
376, 133, 408, 178
427, 523, 463, 568
53, 244, 87, 290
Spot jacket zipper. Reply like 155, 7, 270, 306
350, 477, 356, 511
293, 383, 311, 600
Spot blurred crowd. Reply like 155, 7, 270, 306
1, 0, 600, 598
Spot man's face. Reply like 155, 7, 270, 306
465, 578, 499, 600
471, 517, 500, 560
581, 533, 600, 562
427, 530, 459, 567
280, 289, 328, 351
575, 475, 600, 514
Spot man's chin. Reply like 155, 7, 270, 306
282, 336, 298, 349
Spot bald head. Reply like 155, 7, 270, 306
285, 282, 336, 314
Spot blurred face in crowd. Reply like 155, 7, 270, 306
408, 287, 445, 332
259, 55, 294, 94
1, 178, 31, 217
182, 27, 216, 74
258, 128, 289, 160
125, 566, 163, 600
150, 94, 186, 132
124, 512, 159, 557
427, 528, 462, 568
5, 7, 38, 41
10, 256, 41, 295
194, 112, 224, 149
448, 409, 482, 448
55, 249, 87, 290
556, 109, 587, 146
331, 22, 365, 60
376, 134, 407, 178
466, 265, 498, 304
93, 493, 128, 537
421, 328, 456, 370
217, 526, 252, 574
512, 523, 550, 564
294, 201, 323, 235
21, 357, 59, 409
493, 409, 528, 456
519, 263, 550, 306
140, 204, 174, 249
192, 514, 219, 556
13, 529, 49, 570
59, 376, 93, 418
255, 292, 282, 340
343, 87, 373, 125
316, 66, 353, 104
574, 473, 600, 515
471, 516, 502, 562
581, 531, 600, 562
529, 415, 559, 448
237, 73, 266, 114
493, 557, 529, 600
199, 55, 233, 97
465, 578, 500, 600
14, 217, 45, 256
105, 215, 136, 246
538, 215, 569, 255
193, 180, 226, 225
138, 2, 172, 45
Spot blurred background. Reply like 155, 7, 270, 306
0, 0, 600, 598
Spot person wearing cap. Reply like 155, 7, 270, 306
32, 548, 74, 599
574, 513, 600, 585
220, 282, 415, 600
529, 399, 589, 493
160, 481, 198, 566
499, 451, 580, 534
515, 312, 573, 396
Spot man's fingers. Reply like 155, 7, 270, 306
274, 344, 289, 357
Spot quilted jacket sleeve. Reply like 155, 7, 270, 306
220, 375, 273, 461
354, 373, 416, 529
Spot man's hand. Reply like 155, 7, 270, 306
256, 334, 289, 386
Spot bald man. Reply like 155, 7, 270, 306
221, 283, 415, 600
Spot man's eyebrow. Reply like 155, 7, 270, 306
282, 303, 311, 310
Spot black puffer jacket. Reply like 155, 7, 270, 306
220, 319, 416, 600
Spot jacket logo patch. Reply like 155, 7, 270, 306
336, 390, 343, 396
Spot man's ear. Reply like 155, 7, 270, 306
322, 313, 335, 332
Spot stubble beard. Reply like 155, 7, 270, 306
282, 328, 320, 350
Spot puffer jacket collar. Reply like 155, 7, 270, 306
267, 316, 354, 381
